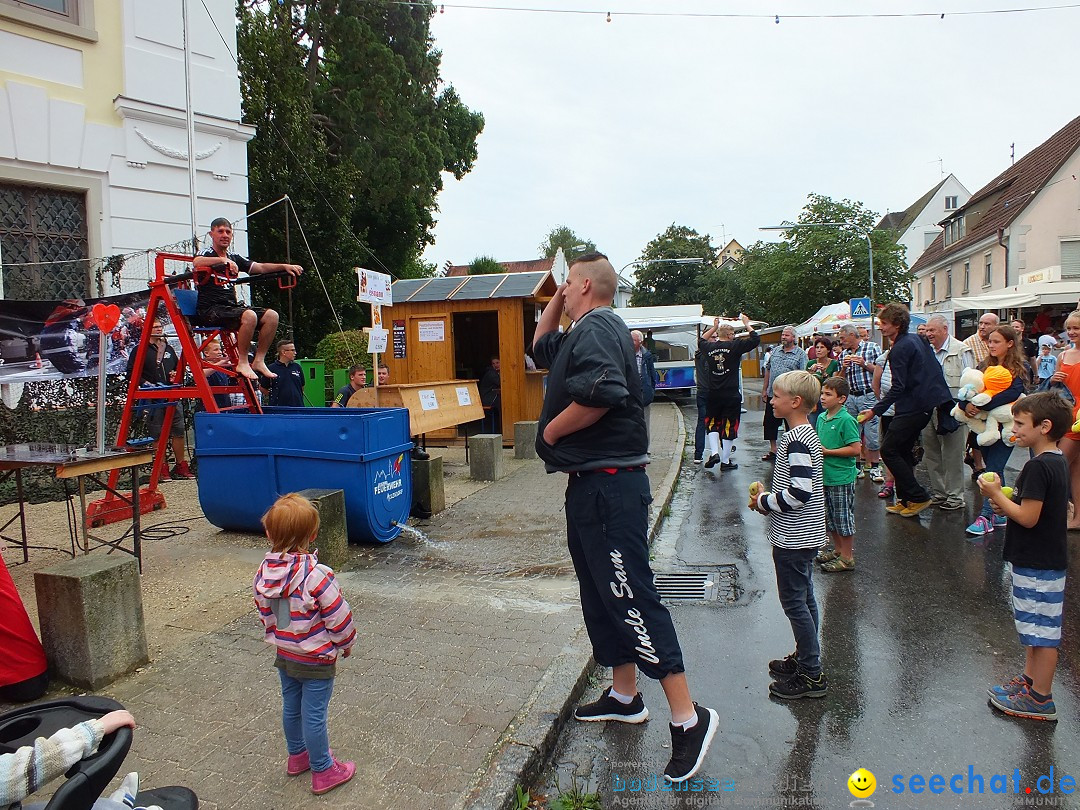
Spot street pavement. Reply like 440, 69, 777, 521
543, 393, 1080, 810
1, 403, 685, 810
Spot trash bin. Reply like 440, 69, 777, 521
194, 407, 412, 543
297, 358, 326, 407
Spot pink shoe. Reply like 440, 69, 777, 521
311, 757, 355, 795
286, 750, 310, 776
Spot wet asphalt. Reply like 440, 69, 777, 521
540, 400, 1080, 810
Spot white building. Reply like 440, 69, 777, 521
0, 0, 253, 299
877, 174, 971, 273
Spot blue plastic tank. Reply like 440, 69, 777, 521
194, 407, 413, 543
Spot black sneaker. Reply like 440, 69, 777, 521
768, 653, 798, 678
664, 705, 719, 783
703, 454, 721, 469
573, 687, 649, 723
769, 671, 827, 700
720, 461, 738, 471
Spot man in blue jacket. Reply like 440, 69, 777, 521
533, 253, 717, 784
860, 302, 954, 518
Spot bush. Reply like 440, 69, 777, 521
314, 329, 371, 375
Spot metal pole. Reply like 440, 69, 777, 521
285, 202, 293, 341
865, 232, 876, 343
182, 0, 199, 252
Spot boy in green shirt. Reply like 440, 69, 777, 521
815, 376, 862, 572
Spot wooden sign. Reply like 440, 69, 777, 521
348, 380, 483, 434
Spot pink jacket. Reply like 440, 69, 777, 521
253, 552, 356, 665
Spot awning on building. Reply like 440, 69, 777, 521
950, 280, 1080, 311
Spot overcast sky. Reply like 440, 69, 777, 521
422, 0, 1079, 274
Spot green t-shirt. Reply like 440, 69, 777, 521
816, 406, 861, 486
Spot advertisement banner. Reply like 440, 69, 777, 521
355, 268, 393, 306
0, 290, 153, 384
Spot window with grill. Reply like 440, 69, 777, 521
944, 195, 958, 210
946, 267, 952, 299
0, 181, 90, 300
931, 275, 937, 301
963, 261, 970, 293
984, 253, 993, 287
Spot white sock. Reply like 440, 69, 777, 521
706, 432, 720, 457
674, 712, 699, 731
608, 687, 635, 704
721, 439, 734, 463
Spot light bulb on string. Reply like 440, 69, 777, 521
606, 11, 611, 22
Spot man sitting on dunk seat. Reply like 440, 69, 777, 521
192, 218, 303, 381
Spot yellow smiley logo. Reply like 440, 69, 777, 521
848, 768, 877, 798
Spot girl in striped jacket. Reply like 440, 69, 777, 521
253, 494, 357, 796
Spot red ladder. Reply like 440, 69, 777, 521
86, 252, 265, 526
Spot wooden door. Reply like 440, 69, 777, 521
407, 313, 453, 383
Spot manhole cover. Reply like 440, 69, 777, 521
653, 564, 737, 603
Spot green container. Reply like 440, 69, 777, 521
297, 358, 326, 407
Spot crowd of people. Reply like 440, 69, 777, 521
748, 303, 1075, 721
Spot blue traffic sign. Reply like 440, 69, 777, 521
849, 297, 872, 318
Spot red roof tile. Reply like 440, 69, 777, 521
910, 114, 1080, 274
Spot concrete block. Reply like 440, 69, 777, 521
468, 434, 504, 481
411, 456, 445, 516
297, 488, 348, 567
34, 556, 148, 690
514, 421, 539, 459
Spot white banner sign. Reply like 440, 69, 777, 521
356, 267, 393, 305
419, 389, 439, 410
418, 320, 445, 342
367, 328, 388, 354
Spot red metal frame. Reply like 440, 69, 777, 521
86, 252, 264, 526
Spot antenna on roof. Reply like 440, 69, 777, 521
1011, 142, 1016, 165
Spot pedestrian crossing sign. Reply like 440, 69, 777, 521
850, 297, 871, 318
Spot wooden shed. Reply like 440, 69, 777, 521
383, 271, 558, 443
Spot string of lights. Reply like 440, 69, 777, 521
380, 0, 1080, 21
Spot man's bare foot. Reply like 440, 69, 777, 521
235, 363, 260, 381
252, 360, 277, 379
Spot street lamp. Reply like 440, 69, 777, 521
760, 222, 875, 341
618, 257, 704, 305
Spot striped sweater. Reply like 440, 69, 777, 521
756, 422, 827, 550
1, 719, 103, 807
253, 552, 356, 665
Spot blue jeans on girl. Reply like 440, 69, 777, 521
278, 669, 335, 772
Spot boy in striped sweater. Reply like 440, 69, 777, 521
254, 493, 357, 795
749, 370, 829, 699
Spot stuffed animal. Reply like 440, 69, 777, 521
950, 366, 1022, 446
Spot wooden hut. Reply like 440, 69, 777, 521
382, 271, 557, 443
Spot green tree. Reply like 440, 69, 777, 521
469, 255, 504, 275
739, 194, 909, 326
696, 260, 756, 319
538, 226, 597, 261
238, 0, 484, 352
629, 225, 718, 307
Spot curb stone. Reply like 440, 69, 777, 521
463, 402, 687, 810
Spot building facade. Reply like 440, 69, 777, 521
0, 0, 253, 299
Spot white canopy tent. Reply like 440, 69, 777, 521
612, 305, 766, 334
950, 279, 1080, 311
794, 301, 925, 338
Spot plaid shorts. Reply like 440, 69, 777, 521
1012, 566, 1066, 648
824, 482, 856, 537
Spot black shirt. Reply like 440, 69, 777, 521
698, 332, 760, 397
265, 360, 305, 407
1003, 450, 1069, 570
195, 248, 253, 311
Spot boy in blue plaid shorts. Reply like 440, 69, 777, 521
815, 377, 862, 573
979, 392, 1072, 721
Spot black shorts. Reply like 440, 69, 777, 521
194, 305, 267, 331
149, 401, 185, 439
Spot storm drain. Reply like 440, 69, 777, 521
653, 565, 738, 603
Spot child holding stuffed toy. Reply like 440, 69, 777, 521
1052, 310, 1080, 530
965, 325, 1028, 537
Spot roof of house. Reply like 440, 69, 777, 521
910, 114, 1080, 274
391, 271, 556, 302
875, 177, 949, 234
445, 257, 555, 277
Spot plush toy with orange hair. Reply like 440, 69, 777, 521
950, 366, 1024, 446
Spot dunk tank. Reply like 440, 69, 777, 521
194, 406, 413, 544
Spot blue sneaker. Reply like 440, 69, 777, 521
989, 687, 1057, 721
988, 674, 1030, 699
992, 514, 1008, 528
966, 516, 992, 536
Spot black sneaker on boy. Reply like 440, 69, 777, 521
664, 704, 719, 783
768, 653, 799, 679
573, 687, 649, 723
769, 671, 827, 700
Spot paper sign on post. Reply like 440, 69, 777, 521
367, 328, 388, 354
371, 304, 383, 328
356, 268, 393, 305
419, 390, 438, 410
456, 386, 472, 406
